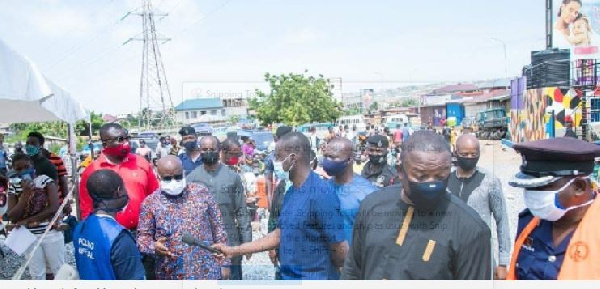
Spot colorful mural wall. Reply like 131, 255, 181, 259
509, 77, 582, 143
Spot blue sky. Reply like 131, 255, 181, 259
0, 0, 545, 114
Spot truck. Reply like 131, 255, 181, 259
474, 108, 508, 140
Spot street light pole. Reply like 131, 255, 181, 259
490, 37, 508, 79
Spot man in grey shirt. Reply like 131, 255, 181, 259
447, 134, 511, 280
187, 136, 252, 280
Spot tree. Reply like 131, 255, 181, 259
249, 71, 343, 126
401, 98, 419, 107
75, 111, 104, 137
370, 101, 379, 111
229, 115, 240, 124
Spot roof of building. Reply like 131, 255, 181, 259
432, 84, 478, 94
175, 98, 223, 110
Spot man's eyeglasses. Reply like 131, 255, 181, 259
161, 174, 184, 182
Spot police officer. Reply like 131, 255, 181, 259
507, 137, 600, 280
73, 169, 145, 280
360, 135, 399, 188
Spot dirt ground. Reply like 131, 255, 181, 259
476, 140, 526, 259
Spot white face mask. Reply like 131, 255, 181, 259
161, 179, 187, 196
273, 156, 293, 183
524, 177, 595, 221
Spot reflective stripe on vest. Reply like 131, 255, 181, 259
508, 194, 600, 280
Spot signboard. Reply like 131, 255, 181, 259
552, 0, 600, 59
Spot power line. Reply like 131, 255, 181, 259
169, 0, 236, 40
40, 0, 117, 54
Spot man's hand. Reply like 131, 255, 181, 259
268, 250, 278, 266
211, 243, 238, 259
154, 237, 176, 258
221, 267, 231, 280
494, 265, 507, 280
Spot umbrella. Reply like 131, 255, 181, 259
0, 38, 88, 124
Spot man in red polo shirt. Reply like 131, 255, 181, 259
79, 123, 159, 229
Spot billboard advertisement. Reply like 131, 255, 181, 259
552, 0, 600, 59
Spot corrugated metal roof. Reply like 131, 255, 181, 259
175, 98, 223, 110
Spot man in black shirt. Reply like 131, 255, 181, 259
342, 130, 491, 280
360, 135, 399, 188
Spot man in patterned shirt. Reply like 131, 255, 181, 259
137, 155, 230, 280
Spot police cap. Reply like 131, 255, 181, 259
178, 126, 196, 137
509, 137, 600, 188
367, 135, 389, 148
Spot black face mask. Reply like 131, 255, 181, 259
405, 172, 449, 210
457, 156, 479, 171
202, 151, 219, 165
369, 154, 386, 165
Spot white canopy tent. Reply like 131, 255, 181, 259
0, 38, 89, 223
0, 39, 88, 124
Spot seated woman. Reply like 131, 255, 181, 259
5, 153, 64, 280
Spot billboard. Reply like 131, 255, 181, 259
552, 0, 600, 59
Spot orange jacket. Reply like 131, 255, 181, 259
508, 194, 600, 280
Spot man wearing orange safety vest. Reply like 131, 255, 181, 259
507, 137, 600, 280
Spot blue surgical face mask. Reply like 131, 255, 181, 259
322, 158, 349, 177
25, 145, 39, 157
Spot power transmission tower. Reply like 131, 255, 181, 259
124, 0, 175, 131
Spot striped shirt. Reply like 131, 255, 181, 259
8, 174, 55, 234
43, 149, 67, 200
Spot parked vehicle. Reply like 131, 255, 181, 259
251, 132, 274, 152
297, 122, 334, 140
336, 115, 367, 132
475, 108, 508, 140
383, 114, 409, 129
192, 123, 213, 136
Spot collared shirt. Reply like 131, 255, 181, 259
137, 183, 230, 280
277, 171, 346, 280
514, 210, 574, 280
342, 185, 492, 280
79, 153, 160, 230
179, 153, 203, 176
186, 164, 252, 249
330, 175, 378, 245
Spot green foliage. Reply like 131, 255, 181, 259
228, 115, 240, 124
48, 143, 62, 154
400, 98, 419, 107
9, 121, 69, 140
370, 101, 379, 111
75, 111, 104, 137
249, 71, 343, 126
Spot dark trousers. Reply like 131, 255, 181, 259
142, 254, 156, 280
225, 256, 243, 280
130, 229, 156, 280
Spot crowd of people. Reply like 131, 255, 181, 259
1, 120, 600, 280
